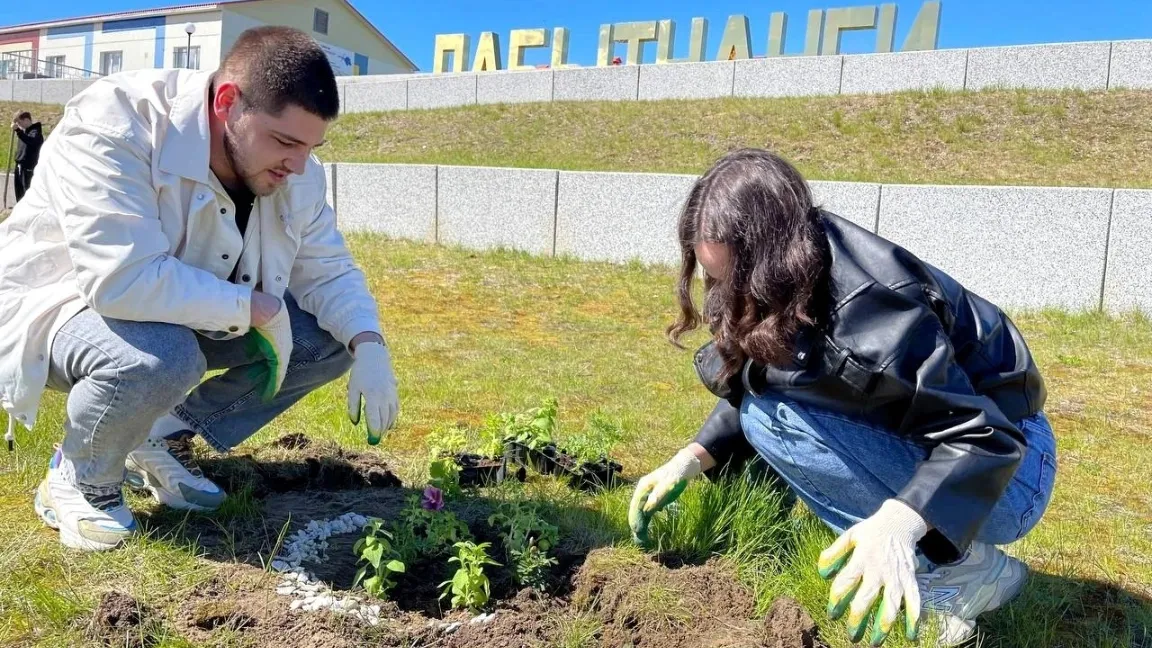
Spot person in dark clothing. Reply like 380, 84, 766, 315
11, 111, 44, 202
627, 149, 1056, 647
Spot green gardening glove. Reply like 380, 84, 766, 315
627, 447, 702, 546
246, 301, 293, 402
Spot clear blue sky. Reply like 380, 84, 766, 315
2, 0, 1150, 71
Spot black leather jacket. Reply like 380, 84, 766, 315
692, 211, 1046, 554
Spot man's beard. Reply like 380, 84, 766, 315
223, 129, 273, 196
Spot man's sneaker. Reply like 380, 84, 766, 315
917, 541, 1029, 645
33, 448, 137, 551
125, 431, 226, 511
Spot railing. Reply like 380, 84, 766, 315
0, 50, 101, 81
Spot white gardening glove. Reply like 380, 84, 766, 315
628, 446, 703, 546
346, 341, 399, 445
249, 302, 293, 402
817, 498, 928, 646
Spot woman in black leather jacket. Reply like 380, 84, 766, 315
627, 149, 1057, 647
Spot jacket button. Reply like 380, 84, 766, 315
275, 275, 282, 282
229, 326, 238, 332
222, 254, 230, 260
220, 208, 227, 214
242, 274, 251, 282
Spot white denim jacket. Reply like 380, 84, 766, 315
0, 68, 381, 433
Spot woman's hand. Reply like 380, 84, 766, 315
628, 443, 715, 546
817, 499, 928, 646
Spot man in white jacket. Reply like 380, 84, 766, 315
0, 26, 400, 551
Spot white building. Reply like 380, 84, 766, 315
0, 0, 418, 80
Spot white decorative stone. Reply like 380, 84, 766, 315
271, 560, 291, 572
277, 585, 296, 595
291, 599, 304, 610
444, 622, 462, 635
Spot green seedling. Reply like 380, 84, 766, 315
439, 541, 501, 611
478, 413, 507, 459
503, 397, 559, 451
392, 493, 472, 563
352, 518, 406, 599
427, 424, 469, 458
429, 457, 463, 498
488, 501, 560, 589
563, 412, 625, 464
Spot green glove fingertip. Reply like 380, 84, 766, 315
869, 602, 894, 646
826, 579, 860, 621
818, 552, 850, 580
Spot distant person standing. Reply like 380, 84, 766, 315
11, 111, 44, 202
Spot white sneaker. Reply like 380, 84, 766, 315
125, 431, 226, 511
917, 542, 1029, 645
34, 448, 137, 551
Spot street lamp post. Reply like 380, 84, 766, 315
184, 23, 196, 69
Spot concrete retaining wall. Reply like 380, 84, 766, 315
322, 162, 1149, 316
8, 39, 1151, 111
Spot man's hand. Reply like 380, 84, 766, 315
628, 445, 707, 546
346, 339, 399, 445
248, 294, 293, 402
817, 499, 928, 646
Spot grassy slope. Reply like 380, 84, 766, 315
0, 237, 1149, 647
5, 87, 1152, 187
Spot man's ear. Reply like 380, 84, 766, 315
212, 81, 242, 121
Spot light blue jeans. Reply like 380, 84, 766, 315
47, 293, 354, 490
740, 392, 1058, 547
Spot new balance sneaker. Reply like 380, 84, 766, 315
34, 448, 137, 551
125, 431, 226, 511
917, 541, 1030, 645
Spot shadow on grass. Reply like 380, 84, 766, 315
978, 571, 1152, 648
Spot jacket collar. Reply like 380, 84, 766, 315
158, 70, 214, 185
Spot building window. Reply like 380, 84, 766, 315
100, 51, 122, 75
45, 55, 66, 78
174, 46, 201, 70
313, 8, 329, 34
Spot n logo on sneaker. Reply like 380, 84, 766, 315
922, 585, 962, 610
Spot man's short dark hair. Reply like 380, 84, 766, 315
14, 111, 31, 121
217, 26, 339, 120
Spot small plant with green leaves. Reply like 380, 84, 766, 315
427, 424, 469, 458
391, 491, 473, 564
563, 412, 625, 464
429, 457, 463, 498
352, 518, 407, 599
477, 413, 507, 459
488, 500, 560, 589
503, 398, 559, 451
439, 541, 501, 611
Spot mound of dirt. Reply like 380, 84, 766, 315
763, 598, 820, 648
88, 591, 156, 647
200, 435, 401, 497
572, 548, 762, 647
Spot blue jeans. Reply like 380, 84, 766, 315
47, 293, 353, 488
740, 392, 1058, 546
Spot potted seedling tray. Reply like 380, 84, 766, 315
452, 452, 526, 486
567, 455, 623, 491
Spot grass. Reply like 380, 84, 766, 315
6, 87, 1152, 187
0, 235, 1150, 648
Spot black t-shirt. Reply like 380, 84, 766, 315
224, 183, 255, 283
14, 122, 44, 167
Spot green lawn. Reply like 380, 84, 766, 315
6, 87, 1152, 188
0, 236, 1149, 647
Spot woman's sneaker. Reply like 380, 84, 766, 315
34, 448, 137, 551
917, 541, 1029, 645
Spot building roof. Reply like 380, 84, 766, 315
0, 0, 417, 71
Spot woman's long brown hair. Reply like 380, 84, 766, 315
668, 148, 830, 381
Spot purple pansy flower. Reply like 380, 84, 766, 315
421, 486, 444, 511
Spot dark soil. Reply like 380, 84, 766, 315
200, 436, 401, 498
88, 591, 157, 647
134, 435, 821, 648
